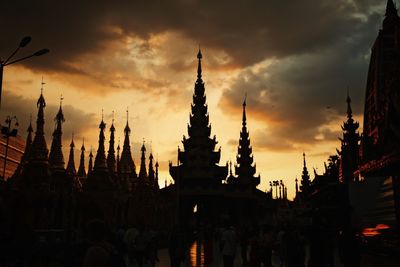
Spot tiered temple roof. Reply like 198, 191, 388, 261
169, 50, 228, 187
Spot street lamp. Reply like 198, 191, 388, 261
1, 115, 18, 180
0, 36, 49, 107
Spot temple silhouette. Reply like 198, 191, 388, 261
1, 2, 400, 264
293, 0, 400, 236
2, 49, 271, 232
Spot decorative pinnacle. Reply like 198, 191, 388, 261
386, 0, 398, 17
37, 79, 46, 108
41, 76, 45, 94
70, 132, 75, 148
28, 114, 33, 132
303, 152, 306, 167
346, 90, 353, 119
242, 93, 247, 127
141, 138, 146, 152
60, 94, 64, 107
99, 109, 106, 129
197, 49, 202, 80
124, 107, 130, 133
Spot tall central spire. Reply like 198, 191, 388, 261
242, 94, 247, 126
49, 97, 65, 171
197, 49, 202, 81
169, 49, 228, 187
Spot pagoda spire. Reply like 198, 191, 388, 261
119, 108, 137, 178
346, 90, 353, 120
88, 147, 93, 176
107, 111, 116, 174
300, 152, 310, 194
26, 114, 33, 151
49, 95, 65, 171
148, 152, 155, 186
93, 111, 108, 170
339, 92, 360, 182
197, 49, 202, 81
139, 140, 147, 179
234, 95, 259, 186
11, 115, 34, 179
386, 0, 398, 17
116, 138, 121, 173
169, 50, 228, 186
155, 159, 159, 189
28, 80, 49, 163
66, 133, 76, 175
242, 93, 247, 126
77, 138, 86, 177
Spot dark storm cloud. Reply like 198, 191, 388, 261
0, 0, 384, 72
220, 10, 381, 151
0, 0, 388, 152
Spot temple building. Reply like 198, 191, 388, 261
3, 49, 271, 233
356, 0, 400, 229
165, 50, 270, 226
296, 0, 400, 232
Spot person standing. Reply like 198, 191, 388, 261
221, 226, 237, 267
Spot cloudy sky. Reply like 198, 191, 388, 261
0, 0, 389, 198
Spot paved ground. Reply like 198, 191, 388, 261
125, 241, 398, 267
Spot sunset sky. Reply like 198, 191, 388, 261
0, 1, 388, 198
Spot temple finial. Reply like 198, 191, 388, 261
346, 89, 353, 119
112, 110, 115, 124
41, 76, 45, 95
197, 48, 202, 80
242, 93, 247, 127
28, 114, 33, 132
303, 152, 306, 167
60, 94, 64, 107
386, 0, 398, 17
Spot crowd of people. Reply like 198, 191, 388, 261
0, 218, 364, 267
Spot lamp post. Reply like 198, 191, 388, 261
1, 115, 18, 180
0, 36, 49, 108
